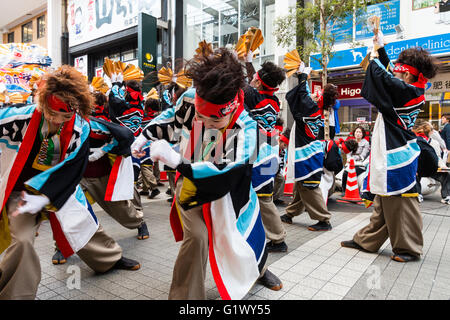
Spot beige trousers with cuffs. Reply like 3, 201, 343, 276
80, 176, 144, 229
353, 195, 423, 257
140, 165, 158, 193
0, 192, 122, 300
285, 181, 331, 222
258, 196, 286, 244
168, 178, 268, 300
272, 172, 285, 201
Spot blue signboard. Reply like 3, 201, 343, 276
355, 0, 400, 40
384, 33, 450, 59
310, 47, 368, 70
328, 0, 400, 43
329, 15, 353, 43
310, 33, 450, 70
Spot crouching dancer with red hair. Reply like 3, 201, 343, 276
0, 66, 140, 300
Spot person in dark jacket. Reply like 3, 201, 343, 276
440, 114, 450, 160
341, 30, 439, 263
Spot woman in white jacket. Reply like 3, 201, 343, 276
415, 121, 450, 204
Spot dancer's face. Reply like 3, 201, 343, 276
43, 107, 74, 126
195, 111, 232, 130
250, 74, 263, 90
279, 140, 288, 150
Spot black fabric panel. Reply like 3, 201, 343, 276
90, 117, 134, 156
416, 136, 438, 178
176, 163, 253, 212
324, 141, 343, 174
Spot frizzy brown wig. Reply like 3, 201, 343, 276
258, 61, 286, 88
93, 91, 107, 107
322, 83, 339, 109
36, 65, 93, 118
185, 48, 245, 104
397, 47, 439, 80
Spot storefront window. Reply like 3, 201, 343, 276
240, 0, 260, 35
338, 104, 377, 135
261, 0, 275, 57
220, 3, 238, 48
184, 0, 204, 60
201, 0, 221, 47
122, 49, 137, 62
183, 0, 274, 61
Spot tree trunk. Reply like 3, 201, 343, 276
320, 0, 330, 141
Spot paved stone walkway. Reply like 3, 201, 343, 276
3, 182, 449, 300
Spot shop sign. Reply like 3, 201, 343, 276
357, 117, 367, 123
311, 82, 363, 99
68, 0, 161, 47
355, 0, 400, 40
74, 55, 88, 76
95, 67, 103, 78
138, 13, 157, 93
311, 33, 450, 70
321, 0, 399, 43
426, 73, 450, 94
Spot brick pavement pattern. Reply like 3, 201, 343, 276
2, 183, 449, 300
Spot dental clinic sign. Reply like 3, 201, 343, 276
311, 33, 450, 70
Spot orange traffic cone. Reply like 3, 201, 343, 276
284, 182, 294, 196
160, 171, 168, 182
341, 158, 362, 202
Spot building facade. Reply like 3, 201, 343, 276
308, 0, 450, 135
1, 6, 47, 48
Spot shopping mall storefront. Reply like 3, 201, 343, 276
67, 0, 170, 92
178, 0, 277, 67
423, 72, 450, 129
311, 80, 376, 135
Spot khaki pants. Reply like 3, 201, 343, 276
153, 161, 161, 184
168, 178, 209, 300
167, 171, 176, 197
80, 176, 144, 229
168, 178, 267, 300
0, 192, 122, 300
258, 196, 286, 244
285, 181, 331, 223
141, 165, 158, 193
273, 172, 285, 201
353, 195, 423, 257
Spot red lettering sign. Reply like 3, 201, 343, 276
311, 82, 362, 99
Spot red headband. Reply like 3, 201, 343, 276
48, 95, 73, 113
256, 72, 279, 93
280, 134, 289, 145
126, 86, 143, 102
393, 63, 428, 88
195, 90, 243, 118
